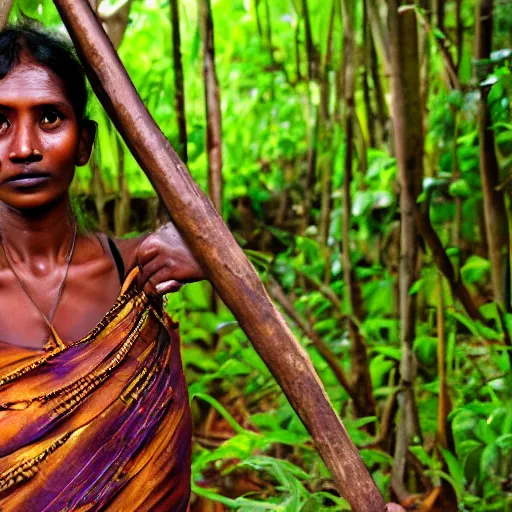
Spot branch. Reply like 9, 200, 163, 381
0, 0, 14, 30
266, 276, 356, 401
416, 199, 484, 322
425, 23, 461, 90
365, 0, 390, 75
301, 0, 317, 80
298, 271, 344, 315
50, 1, 388, 509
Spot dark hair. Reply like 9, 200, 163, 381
0, 24, 88, 122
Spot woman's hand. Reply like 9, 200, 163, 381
136, 223, 205, 296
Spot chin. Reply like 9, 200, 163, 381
0, 190, 69, 212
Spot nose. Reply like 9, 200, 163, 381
8, 117, 42, 163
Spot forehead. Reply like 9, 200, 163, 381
0, 60, 70, 105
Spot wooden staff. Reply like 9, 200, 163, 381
50, 2, 387, 510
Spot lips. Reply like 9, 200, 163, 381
3, 171, 51, 188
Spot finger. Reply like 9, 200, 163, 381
143, 278, 182, 297
155, 280, 183, 295
139, 257, 166, 287
143, 280, 156, 297
142, 268, 179, 296
136, 239, 160, 267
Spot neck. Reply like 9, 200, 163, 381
0, 195, 76, 264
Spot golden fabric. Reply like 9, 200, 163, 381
0, 268, 192, 511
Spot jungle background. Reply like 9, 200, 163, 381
9, 0, 512, 510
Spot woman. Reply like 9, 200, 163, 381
0, 25, 202, 511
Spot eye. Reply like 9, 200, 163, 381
0, 113, 10, 135
40, 109, 63, 129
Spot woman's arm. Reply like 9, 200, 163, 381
116, 222, 205, 295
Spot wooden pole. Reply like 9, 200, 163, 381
50, 1, 387, 510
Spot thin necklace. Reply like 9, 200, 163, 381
0, 221, 78, 350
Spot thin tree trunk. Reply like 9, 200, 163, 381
199, 0, 223, 214
318, 0, 336, 248
388, 0, 423, 496
451, 110, 462, 272
436, 275, 450, 450
90, 148, 109, 232
99, 0, 134, 230
419, 0, 431, 127
274, 162, 293, 227
319, 154, 333, 248
416, 193, 483, 322
114, 135, 130, 236
302, 108, 319, 232
170, 0, 188, 164
262, 0, 276, 97
341, 0, 375, 426
477, 205, 488, 259
424, 12, 461, 90
295, 0, 318, 238
199, 0, 223, 346
156, 0, 188, 228
320, 0, 335, 121
475, 0, 509, 311
435, 0, 445, 35
294, 21, 302, 83
263, 0, 274, 68
254, 0, 262, 39
301, 0, 317, 81
355, 113, 368, 176
363, 5, 376, 148
158, 0, 189, 227
369, 26, 388, 147
455, 0, 463, 71
436, 275, 459, 511
53, 2, 389, 508
365, 0, 390, 75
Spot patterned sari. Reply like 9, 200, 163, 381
0, 268, 192, 511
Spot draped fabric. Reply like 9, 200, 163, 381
0, 268, 192, 511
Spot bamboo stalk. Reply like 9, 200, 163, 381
50, 1, 387, 510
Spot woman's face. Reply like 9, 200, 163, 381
0, 57, 93, 211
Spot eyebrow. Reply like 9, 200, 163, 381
0, 101, 73, 111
